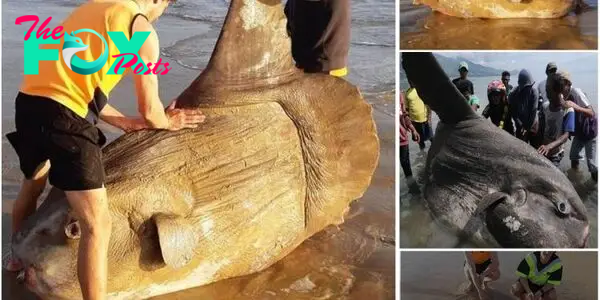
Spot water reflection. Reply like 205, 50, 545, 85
400, 1, 598, 49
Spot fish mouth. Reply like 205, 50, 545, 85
17, 265, 38, 290
17, 264, 60, 295
484, 202, 590, 248
580, 225, 590, 248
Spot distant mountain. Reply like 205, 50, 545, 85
434, 54, 506, 78
399, 54, 506, 90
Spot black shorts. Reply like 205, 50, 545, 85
475, 259, 492, 274
284, 0, 350, 72
6, 92, 106, 191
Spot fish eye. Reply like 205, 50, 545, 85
513, 188, 527, 206
556, 200, 569, 215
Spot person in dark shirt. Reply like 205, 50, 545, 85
501, 71, 513, 95
452, 61, 474, 95
284, 0, 351, 77
483, 80, 514, 135
456, 79, 480, 112
511, 251, 562, 300
509, 69, 540, 146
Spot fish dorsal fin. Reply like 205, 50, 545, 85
402, 52, 475, 124
176, 0, 300, 107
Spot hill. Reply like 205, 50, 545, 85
399, 54, 506, 90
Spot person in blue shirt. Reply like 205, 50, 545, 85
538, 71, 576, 167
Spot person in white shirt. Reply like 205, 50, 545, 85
535, 62, 557, 148
563, 75, 597, 182
538, 62, 557, 107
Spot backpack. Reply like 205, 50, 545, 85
576, 113, 597, 141
569, 91, 598, 141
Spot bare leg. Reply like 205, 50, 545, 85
482, 267, 501, 289
543, 288, 557, 300
463, 263, 475, 291
6, 160, 50, 271
511, 282, 526, 299
65, 188, 112, 300
11, 160, 50, 233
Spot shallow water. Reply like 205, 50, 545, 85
401, 251, 598, 300
399, 0, 598, 49
1, 0, 395, 299
399, 73, 598, 248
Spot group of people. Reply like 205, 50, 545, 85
465, 251, 563, 300
400, 61, 598, 189
5, 0, 351, 299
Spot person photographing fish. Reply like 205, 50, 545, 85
5, 0, 205, 299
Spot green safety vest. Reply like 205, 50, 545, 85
516, 253, 562, 286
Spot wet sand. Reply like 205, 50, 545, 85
1, 1, 395, 299
399, 0, 598, 49
401, 251, 598, 300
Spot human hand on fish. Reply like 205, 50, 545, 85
411, 130, 420, 143
537, 144, 551, 156
165, 100, 206, 131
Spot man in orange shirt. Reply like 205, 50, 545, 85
5, 1, 203, 299
464, 251, 501, 300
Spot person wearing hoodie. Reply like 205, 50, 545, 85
509, 69, 540, 146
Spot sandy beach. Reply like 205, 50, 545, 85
1, 0, 395, 299
401, 251, 598, 300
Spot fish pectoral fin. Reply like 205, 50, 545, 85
455, 192, 510, 247
475, 192, 510, 216
153, 213, 199, 269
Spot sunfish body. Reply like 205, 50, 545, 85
413, 0, 581, 19
11, 1, 379, 299
402, 53, 589, 248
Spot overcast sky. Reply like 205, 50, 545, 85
436, 52, 597, 82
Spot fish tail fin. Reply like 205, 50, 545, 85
280, 76, 380, 232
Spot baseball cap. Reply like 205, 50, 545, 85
546, 62, 557, 72
458, 61, 469, 72
556, 70, 571, 83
